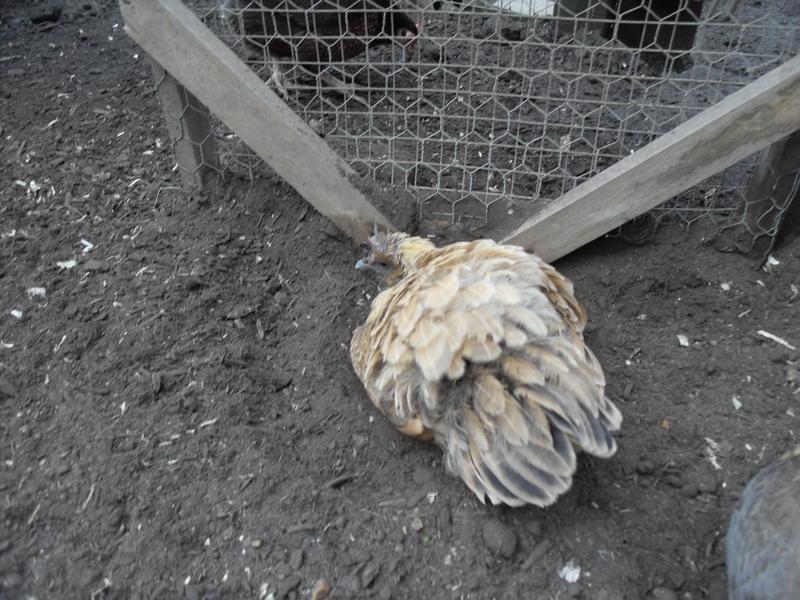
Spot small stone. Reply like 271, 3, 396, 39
309, 119, 325, 136
179, 394, 198, 412
622, 381, 634, 400
310, 579, 331, 600
667, 568, 686, 589
79, 568, 102, 589
665, 475, 683, 488
650, 587, 678, 600
289, 548, 304, 570
273, 291, 290, 307
480, 16, 498, 37
522, 539, 552, 569
185, 585, 201, 600
265, 277, 282, 295
741, 335, 761, 347
0, 377, 18, 399
410, 517, 423, 532
2, 572, 22, 588
83, 259, 109, 272
768, 348, 790, 363
636, 460, 655, 475
526, 520, 542, 537
31, 6, 62, 24
697, 477, 717, 494
412, 466, 436, 486
275, 575, 301, 599
680, 483, 699, 498
481, 518, 517, 558
377, 587, 392, 600
250, 539, 263, 549
106, 508, 124, 530
361, 561, 380, 588
705, 580, 727, 599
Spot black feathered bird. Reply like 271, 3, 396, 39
726, 446, 800, 599
221, 0, 420, 98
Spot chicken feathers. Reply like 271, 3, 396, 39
726, 446, 800, 600
350, 232, 621, 507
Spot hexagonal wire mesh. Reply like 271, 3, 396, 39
151, 62, 223, 186
157, 0, 799, 245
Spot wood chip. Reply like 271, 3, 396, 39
323, 473, 360, 489
756, 330, 796, 351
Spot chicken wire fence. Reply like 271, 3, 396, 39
157, 0, 799, 246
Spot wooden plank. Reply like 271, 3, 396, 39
119, 0, 393, 243
150, 60, 220, 189
745, 130, 800, 230
503, 53, 800, 262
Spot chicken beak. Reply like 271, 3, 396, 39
355, 258, 369, 271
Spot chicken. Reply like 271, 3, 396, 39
726, 446, 800, 600
220, 0, 420, 99
350, 231, 622, 507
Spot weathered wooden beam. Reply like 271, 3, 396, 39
150, 60, 220, 190
745, 131, 800, 230
119, 0, 393, 243
503, 53, 800, 262
738, 130, 800, 256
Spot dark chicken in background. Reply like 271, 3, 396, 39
726, 446, 800, 600
221, 0, 420, 99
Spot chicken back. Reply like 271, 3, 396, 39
350, 232, 622, 507
726, 446, 800, 600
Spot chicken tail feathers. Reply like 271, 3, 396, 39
441, 355, 621, 507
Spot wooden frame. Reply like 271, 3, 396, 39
503, 53, 800, 262
742, 131, 800, 255
123, 0, 800, 260
119, 0, 393, 243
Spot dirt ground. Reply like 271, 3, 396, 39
2, 1, 800, 599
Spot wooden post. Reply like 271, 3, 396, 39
119, 0, 393, 243
736, 131, 800, 255
502, 53, 800, 263
151, 60, 220, 190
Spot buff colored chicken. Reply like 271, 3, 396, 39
350, 231, 622, 507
